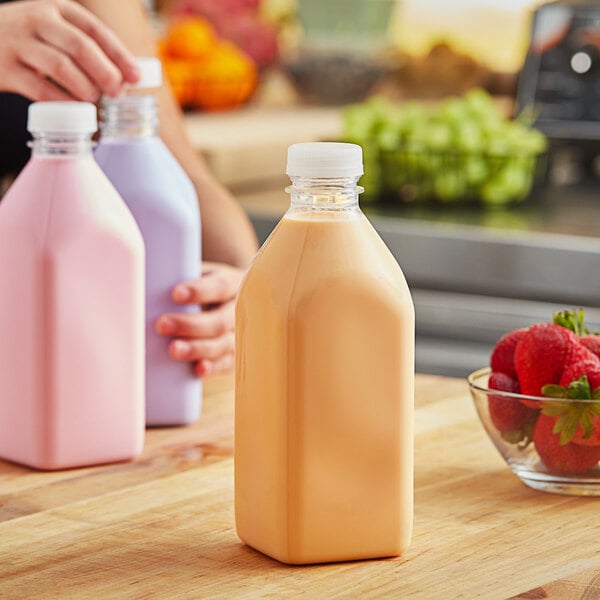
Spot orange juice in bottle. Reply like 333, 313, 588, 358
235, 142, 414, 564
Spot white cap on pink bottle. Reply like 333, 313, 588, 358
27, 102, 97, 134
286, 142, 364, 178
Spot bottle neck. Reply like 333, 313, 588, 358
30, 133, 94, 157
286, 176, 363, 214
100, 94, 159, 139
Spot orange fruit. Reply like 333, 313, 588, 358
192, 41, 258, 111
162, 58, 195, 108
164, 17, 218, 60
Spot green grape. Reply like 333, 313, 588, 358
480, 180, 514, 206
498, 161, 534, 198
425, 121, 453, 151
377, 127, 401, 151
397, 102, 428, 131
439, 96, 469, 124
511, 127, 548, 155
464, 88, 504, 122
434, 172, 467, 202
486, 133, 511, 157
463, 156, 489, 186
454, 121, 484, 153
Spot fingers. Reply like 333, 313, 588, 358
156, 301, 235, 339
172, 265, 243, 307
168, 331, 235, 363
195, 354, 235, 378
19, 40, 99, 102
34, 5, 133, 97
8, 64, 73, 101
3, 0, 140, 101
154, 264, 245, 378
58, 1, 139, 86
156, 300, 236, 377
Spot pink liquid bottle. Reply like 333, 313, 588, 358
0, 102, 145, 470
95, 58, 202, 426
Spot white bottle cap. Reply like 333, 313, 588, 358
131, 57, 163, 89
286, 142, 364, 178
27, 102, 97, 134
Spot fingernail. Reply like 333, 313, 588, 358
172, 340, 191, 358
157, 316, 176, 335
173, 285, 192, 303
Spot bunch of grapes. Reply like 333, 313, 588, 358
342, 88, 548, 207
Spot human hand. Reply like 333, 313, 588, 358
155, 262, 246, 378
0, 0, 139, 102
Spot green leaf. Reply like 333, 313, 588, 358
581, 411, 594, 439
566, 376, 593, 400
554, 411, 580, 445
552, 308, 589, 336
542, 401, 570, 416
542, 384, 568, 398
543, 399, 600, 445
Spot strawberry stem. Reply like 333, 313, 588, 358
542, 376, 600, 444
553, 308, 589, 336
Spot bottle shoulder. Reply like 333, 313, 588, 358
95, 139, 199, 209
240, 213, 413, 311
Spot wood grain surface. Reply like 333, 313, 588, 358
1, 374, 600, 599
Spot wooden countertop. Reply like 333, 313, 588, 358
2, 374, 600, 599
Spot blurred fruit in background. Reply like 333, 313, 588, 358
159, 16, 258, 111
163, 16, 217, 60
280, 0, 400, 105
395, 42, 493, 99
389, 0, 549, 99
341, 88, 548, 207
166, 0, 280, 69
394, 0, 544, 75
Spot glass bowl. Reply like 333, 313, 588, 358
468, 367, 600, 496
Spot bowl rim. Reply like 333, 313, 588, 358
467, 366, 600, 404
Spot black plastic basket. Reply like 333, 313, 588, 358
368, 147, 548, 207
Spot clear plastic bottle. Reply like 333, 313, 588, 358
0, 102, 145, 470
235, 142, 414, 564
95, 58, 202, 426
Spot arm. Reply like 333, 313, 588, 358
78, 0, 259, 376
77, 0, 259, 268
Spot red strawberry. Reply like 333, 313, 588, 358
574, 420, 600, 447
560, 359, 600, 388
490, 328, 528, 379
564, 341, 600, 371
533, 413, 600, 473
514, 323, 579, 401
488, 371, 537, 434
542, 367, 600, 447
581, 334, 600, 360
